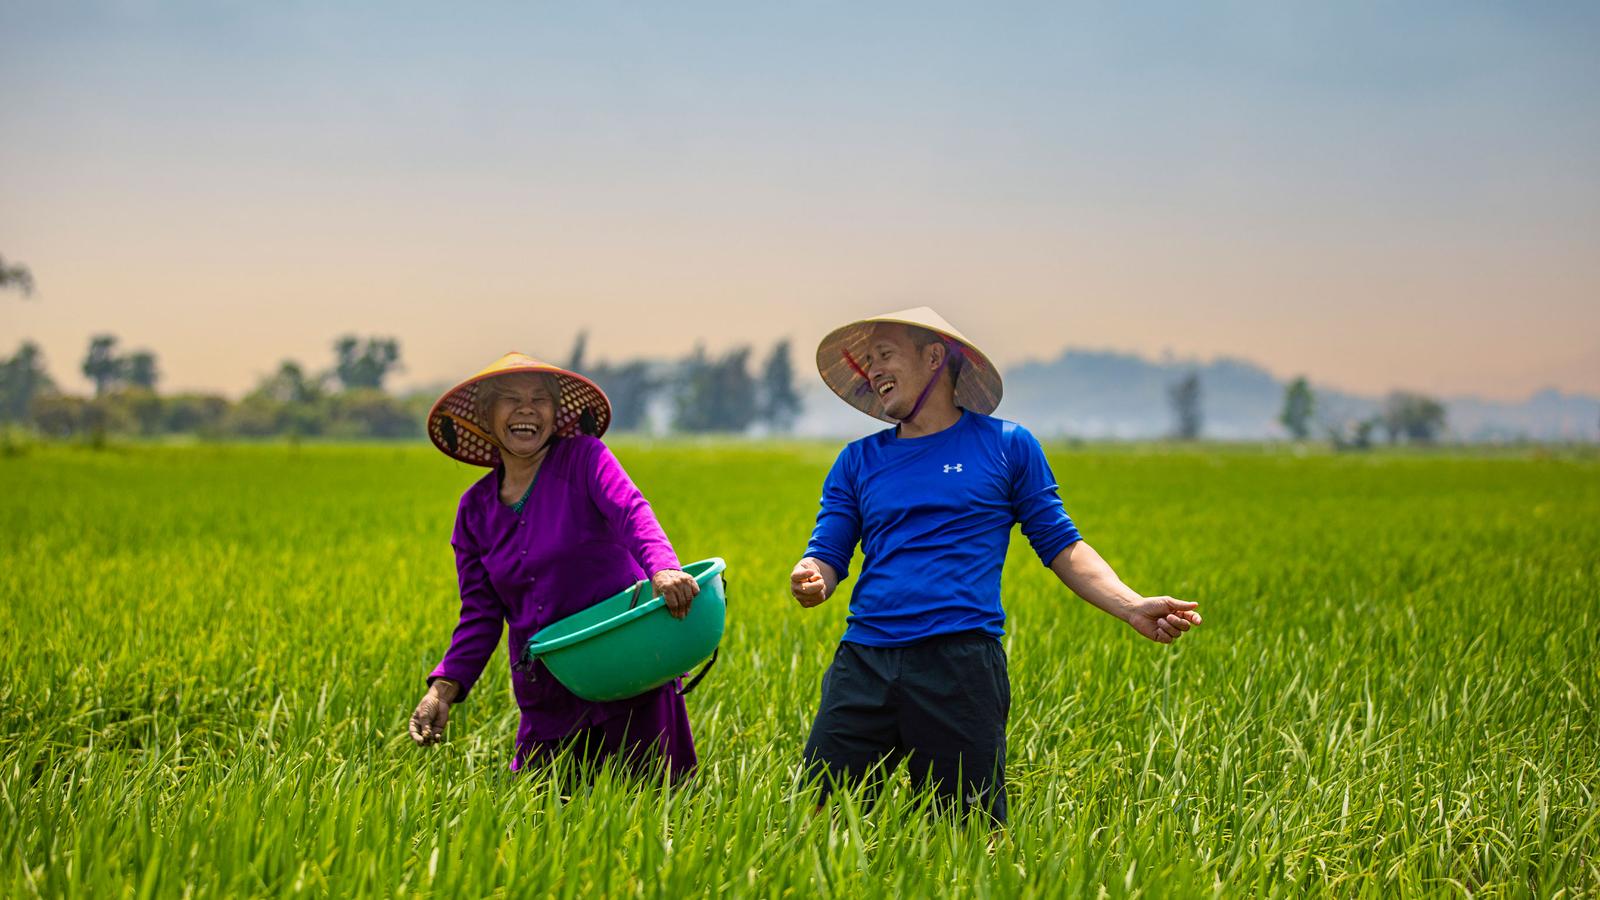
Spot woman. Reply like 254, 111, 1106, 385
408, 352, 700, 779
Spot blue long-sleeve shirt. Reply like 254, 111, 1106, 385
804, 410, 1082, 646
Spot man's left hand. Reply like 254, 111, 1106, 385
1123, 596, 1202, 644
653, 568, 701, 620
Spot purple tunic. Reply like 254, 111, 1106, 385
428, 435, 697, 776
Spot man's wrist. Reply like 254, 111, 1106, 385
430, 678, 460, 703
803, 557, 832, 597
1094, 587, 1139, 622
1115, 592, 1145, 621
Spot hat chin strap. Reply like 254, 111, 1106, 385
896, 351, 952, 425
440, 412, 500, 451
441, 412, 555, 459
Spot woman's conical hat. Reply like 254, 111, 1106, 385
427, 352, 611, 467
816, 306, 1002, 423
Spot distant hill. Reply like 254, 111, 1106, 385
792, 347, 1600, 442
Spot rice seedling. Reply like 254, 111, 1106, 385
2, 442, 1595, 896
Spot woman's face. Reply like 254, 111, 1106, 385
487, 374, 558, 458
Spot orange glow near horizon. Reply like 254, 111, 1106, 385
2, 4, 1595, 401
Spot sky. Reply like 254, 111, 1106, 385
2, 1, 1597, 400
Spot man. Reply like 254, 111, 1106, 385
791, 307, 1202, 824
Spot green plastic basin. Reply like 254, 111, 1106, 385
522, 558, 727, 702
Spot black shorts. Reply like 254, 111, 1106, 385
802, 631, 1010, 824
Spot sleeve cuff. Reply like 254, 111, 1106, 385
1035, 530, 1083, 567
806, 549, 850, 582
428, 666, 479, 703
644, 554, 683, 579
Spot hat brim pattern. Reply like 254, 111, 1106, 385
816, 313, 1002, 424
428, 358, 611, 467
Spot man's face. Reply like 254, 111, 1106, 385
861, 323, 942, 420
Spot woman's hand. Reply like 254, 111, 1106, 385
409, 679, 459, 745
653, 568, 701, 620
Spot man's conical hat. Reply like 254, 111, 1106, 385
815, 306, 1002, 423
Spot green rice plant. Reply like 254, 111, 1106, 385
1, 442, 1596, 897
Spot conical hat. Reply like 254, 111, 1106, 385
816, 307, 1002, 423
427, 352, 611, 467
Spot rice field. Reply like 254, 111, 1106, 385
2, 441, 1597, 897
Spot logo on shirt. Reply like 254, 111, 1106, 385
943, 463, 963, 473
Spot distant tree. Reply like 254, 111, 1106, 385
162, 393, 230, 435
82, 335, 123, 397
109, 388, 164, 436
0, 342, 57, 423
0, 255, 35, 297
328, 389, 418, 439
1354, 417, 1377, 448
591, 361, 659, 432
31, 394, 90, 438
1279, 376, 1315, 440
1329, 416, 1379, 452
246, 360, 328, 437
1168, 371, 1202, 440
565, 330, 589, 372
564, 331, 662, 432
714, 347, 757, 433
123, 351, 160, 391
332, 336, 402, 391
1380, 391, 1447, 444
397, 388, 438, 432
224, 395, 287, 438
758, 339, 803, 432
83, 394, 135, 446
674, 345, 756, 433
673, 346, 713, 433
256, 360, 326, 406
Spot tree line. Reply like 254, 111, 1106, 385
1170, 371, 1447, 446
3, 251, 1452, 446
1275, 375, 1448, 448
565, 332, 803, 435
1, 334, 427, 441
6, 334, 1449, 446
2, 337, 1452, 447
0, 331, 807, 442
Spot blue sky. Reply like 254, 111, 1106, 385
2, 1, 1596, 398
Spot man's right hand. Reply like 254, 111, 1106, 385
409, 679, 459, 746
790, 558, 831, 607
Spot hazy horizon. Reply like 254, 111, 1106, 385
3, 2, 1597, 401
